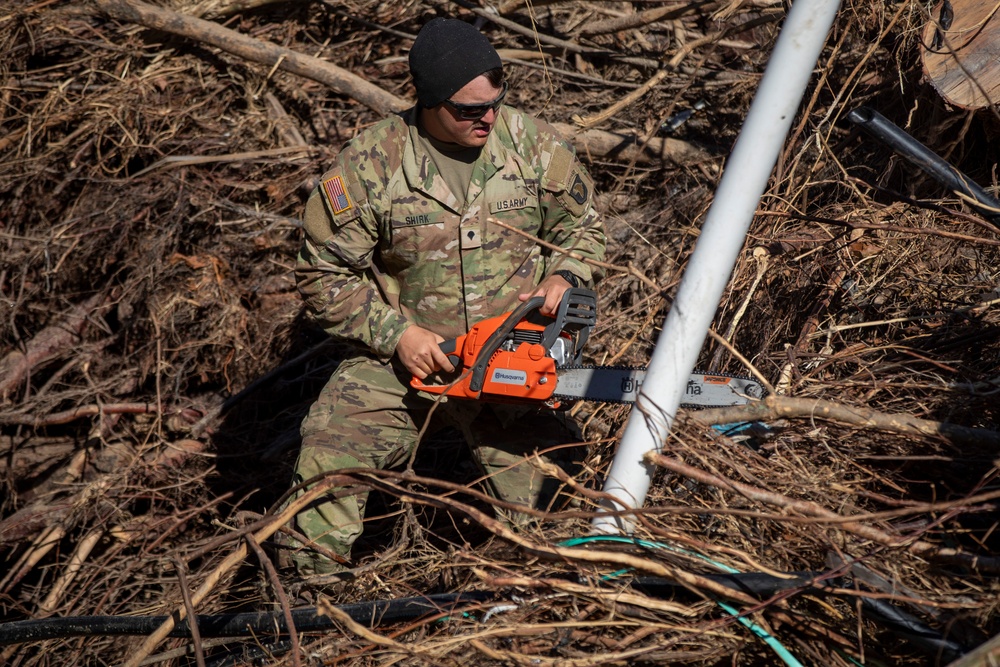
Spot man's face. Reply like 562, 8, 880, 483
423, 75, 506, 148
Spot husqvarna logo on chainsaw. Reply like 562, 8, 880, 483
621, 377, 639, 393
492, 369, 527, 385
686, 380, 702, 395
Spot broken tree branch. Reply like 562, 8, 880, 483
0, 293, 109, 403
551, 122, 712, 165
645, 449, 1000, 573
577, 1, 713, 37
688, 394, 1000, 449
94, 0, 407, 116
572, 69, 671, 129
0, 402, 202, 427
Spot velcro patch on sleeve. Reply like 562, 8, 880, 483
322, 175, 353, 215
545, 143, 574, 191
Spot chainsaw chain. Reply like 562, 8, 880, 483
551, 365, 761, 407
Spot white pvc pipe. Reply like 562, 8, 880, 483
592, 0, 842, 534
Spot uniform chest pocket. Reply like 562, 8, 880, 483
487, 179, 538, 220
484, 179, 542, 256
384, 210, 454, 269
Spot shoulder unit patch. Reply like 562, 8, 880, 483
322, 175, 353, 215
568, 173, 589, 206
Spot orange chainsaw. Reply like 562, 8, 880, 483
411, 288, 764, 408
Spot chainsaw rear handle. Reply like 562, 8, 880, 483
425, 298, 545, 392
541, 287, 597, 355
438, 338, 460, 368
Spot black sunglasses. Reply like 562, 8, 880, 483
443, 81, 508, 120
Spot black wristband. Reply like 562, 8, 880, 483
553, 269, 581, 288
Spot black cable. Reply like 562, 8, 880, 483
0, 592, 494, 647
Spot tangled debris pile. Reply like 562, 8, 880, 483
2, 0, 999, 665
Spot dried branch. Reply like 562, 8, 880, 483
178, 0, 287, 19
173, 560, 207, 667
551, 122, 712, 165
447, 0, 662, 69
758, 210, 1000, 246
645, 449, 1000, 572
488, 217, 662, 291
689, 394, 1000, 449
0, 293, 109, 402
0, 402, 202, 427
576, 2, 712, 37
94, 0, 407, 115
244, 533, 302, 667
572, 69, 670, 129
121, 474, 348, 667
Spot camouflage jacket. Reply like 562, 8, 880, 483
296, 105, 607, 360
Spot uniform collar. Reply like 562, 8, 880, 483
401, 107, 510, 211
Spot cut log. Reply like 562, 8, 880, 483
921, 0, 1000, 109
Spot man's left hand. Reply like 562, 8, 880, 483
518, 273, 572, 316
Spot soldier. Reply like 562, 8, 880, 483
289, 16, 607, 576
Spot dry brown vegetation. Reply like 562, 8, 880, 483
2, 0, 999, 665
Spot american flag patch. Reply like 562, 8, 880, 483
322, 175, 352, 214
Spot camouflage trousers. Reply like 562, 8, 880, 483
289, 354, 584, 575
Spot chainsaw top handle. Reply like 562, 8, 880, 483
541, 287, 597, 356
466, 287, 597, 393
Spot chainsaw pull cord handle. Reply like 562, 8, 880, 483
467, 295, 546, 393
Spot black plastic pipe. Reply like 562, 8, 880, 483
0, 573, 973, 665
0, 592, 493, 646
847, 106, 1000, 225
860, 596, 966, 664
631, 571, 823, 599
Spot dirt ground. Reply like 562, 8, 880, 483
2, 1, 999, 665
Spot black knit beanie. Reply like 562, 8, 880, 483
409, 18, 503, 108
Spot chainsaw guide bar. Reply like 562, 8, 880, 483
553, 365, 765, 407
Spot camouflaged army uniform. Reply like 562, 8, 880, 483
290, 104, 606, 574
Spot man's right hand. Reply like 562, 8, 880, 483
396, 325, 456, 380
